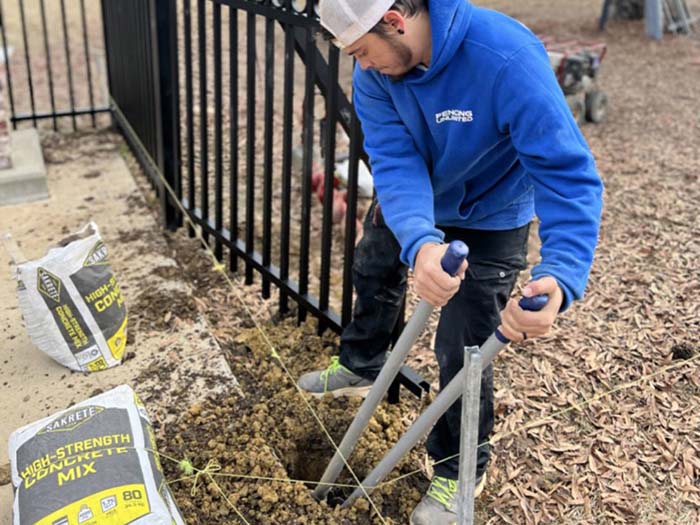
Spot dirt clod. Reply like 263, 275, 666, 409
0, 463, 10, 486
671, 343, 695, 361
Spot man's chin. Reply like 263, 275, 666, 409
386, 65, 412, 82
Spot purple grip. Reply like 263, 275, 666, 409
495, 294, 549, 343
519, 294, 549, 312
440, 240, 469, 277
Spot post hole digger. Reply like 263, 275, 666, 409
311, 238, 548, 521
312, 240, 469, 501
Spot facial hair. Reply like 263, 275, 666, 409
386, 36, 415, 82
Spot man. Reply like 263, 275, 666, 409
298, 0, 603, 523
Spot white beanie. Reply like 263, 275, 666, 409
319, 0, 396, 48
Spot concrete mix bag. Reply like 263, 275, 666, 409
8, 385, 185, 525
15, 222, 127, 372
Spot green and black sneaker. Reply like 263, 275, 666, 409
410, 474, 486, 525
297, 357, 373, 398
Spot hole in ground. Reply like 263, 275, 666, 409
284, 431, 335, 490
282, 431, 361, 506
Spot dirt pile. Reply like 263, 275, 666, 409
159, 320, 430, 524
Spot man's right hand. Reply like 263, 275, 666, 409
413, 243, 468, 307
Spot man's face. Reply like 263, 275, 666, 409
344, 32, 415, 78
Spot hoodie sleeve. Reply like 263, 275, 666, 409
493, 43, 604, 311
353, 68, 444, 268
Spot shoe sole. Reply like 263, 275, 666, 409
307, 385, 373, 399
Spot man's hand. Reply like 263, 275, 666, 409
414, 243, 468, 307
499, 276, 564, 341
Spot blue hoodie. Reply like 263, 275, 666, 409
352, 0, 603, 310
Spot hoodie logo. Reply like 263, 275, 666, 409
435, 109, 474, 124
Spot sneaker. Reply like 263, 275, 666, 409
297, 357, 373, 398
409, 474, 486, 525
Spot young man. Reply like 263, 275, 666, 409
298, 0, 603, 522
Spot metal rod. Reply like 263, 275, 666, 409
198, 0, 209, 242
145, 0, 158, 161
261, 16, 275, 298
59, 0, 77, 130
79, 0, 96, 127
184, 0, 195, 237
229, 7, 239, 271
11, 107, 109, 122
298, 25, 316, 324
340, 106, 360, 326
318, 43, 338, 325
39, 0, 57, 131
457, 347, 482, 525
245, 11, 256, 284
213, 2, 223, 259
342, 334, 506, 508
314, 300, 435, 500
18, 0, 37, 126
0, 0, 16, 128
279, 13, 295, 314
673, 0, 691, 33
154, 0, 181, 230
99, 0, 114, 128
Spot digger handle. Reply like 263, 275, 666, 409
494, 294, 549, 343
440, 240, 469, 277
519, 294, 550, 311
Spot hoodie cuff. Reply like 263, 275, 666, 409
404, 232, 446, 270
530, 267, 576, 312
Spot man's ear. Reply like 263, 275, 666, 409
382, 10, 406, 34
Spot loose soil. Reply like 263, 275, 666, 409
160, 320, 431, 525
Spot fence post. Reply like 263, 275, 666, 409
152, 0, 182, 230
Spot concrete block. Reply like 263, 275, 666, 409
0, 129, 48, 206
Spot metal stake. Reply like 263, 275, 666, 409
646, 0, 664, 39
457, 347, 482, 525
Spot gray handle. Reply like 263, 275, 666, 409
312, 241, 469, 500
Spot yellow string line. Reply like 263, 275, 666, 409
114, 107, 388, 524
382, 351, 700, 486
207, 470, 253, 525
170, 452, 358, 488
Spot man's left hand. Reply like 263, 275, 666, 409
498, 276, 564, 342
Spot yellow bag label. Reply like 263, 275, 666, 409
35, 484, 150, 525
107, 316, 128, 361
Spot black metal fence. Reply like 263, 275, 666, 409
6, 0, 426, 398
0, 0, 110, 129
105, 0, 368, 335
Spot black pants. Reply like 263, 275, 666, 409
339, 198, 529, 479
